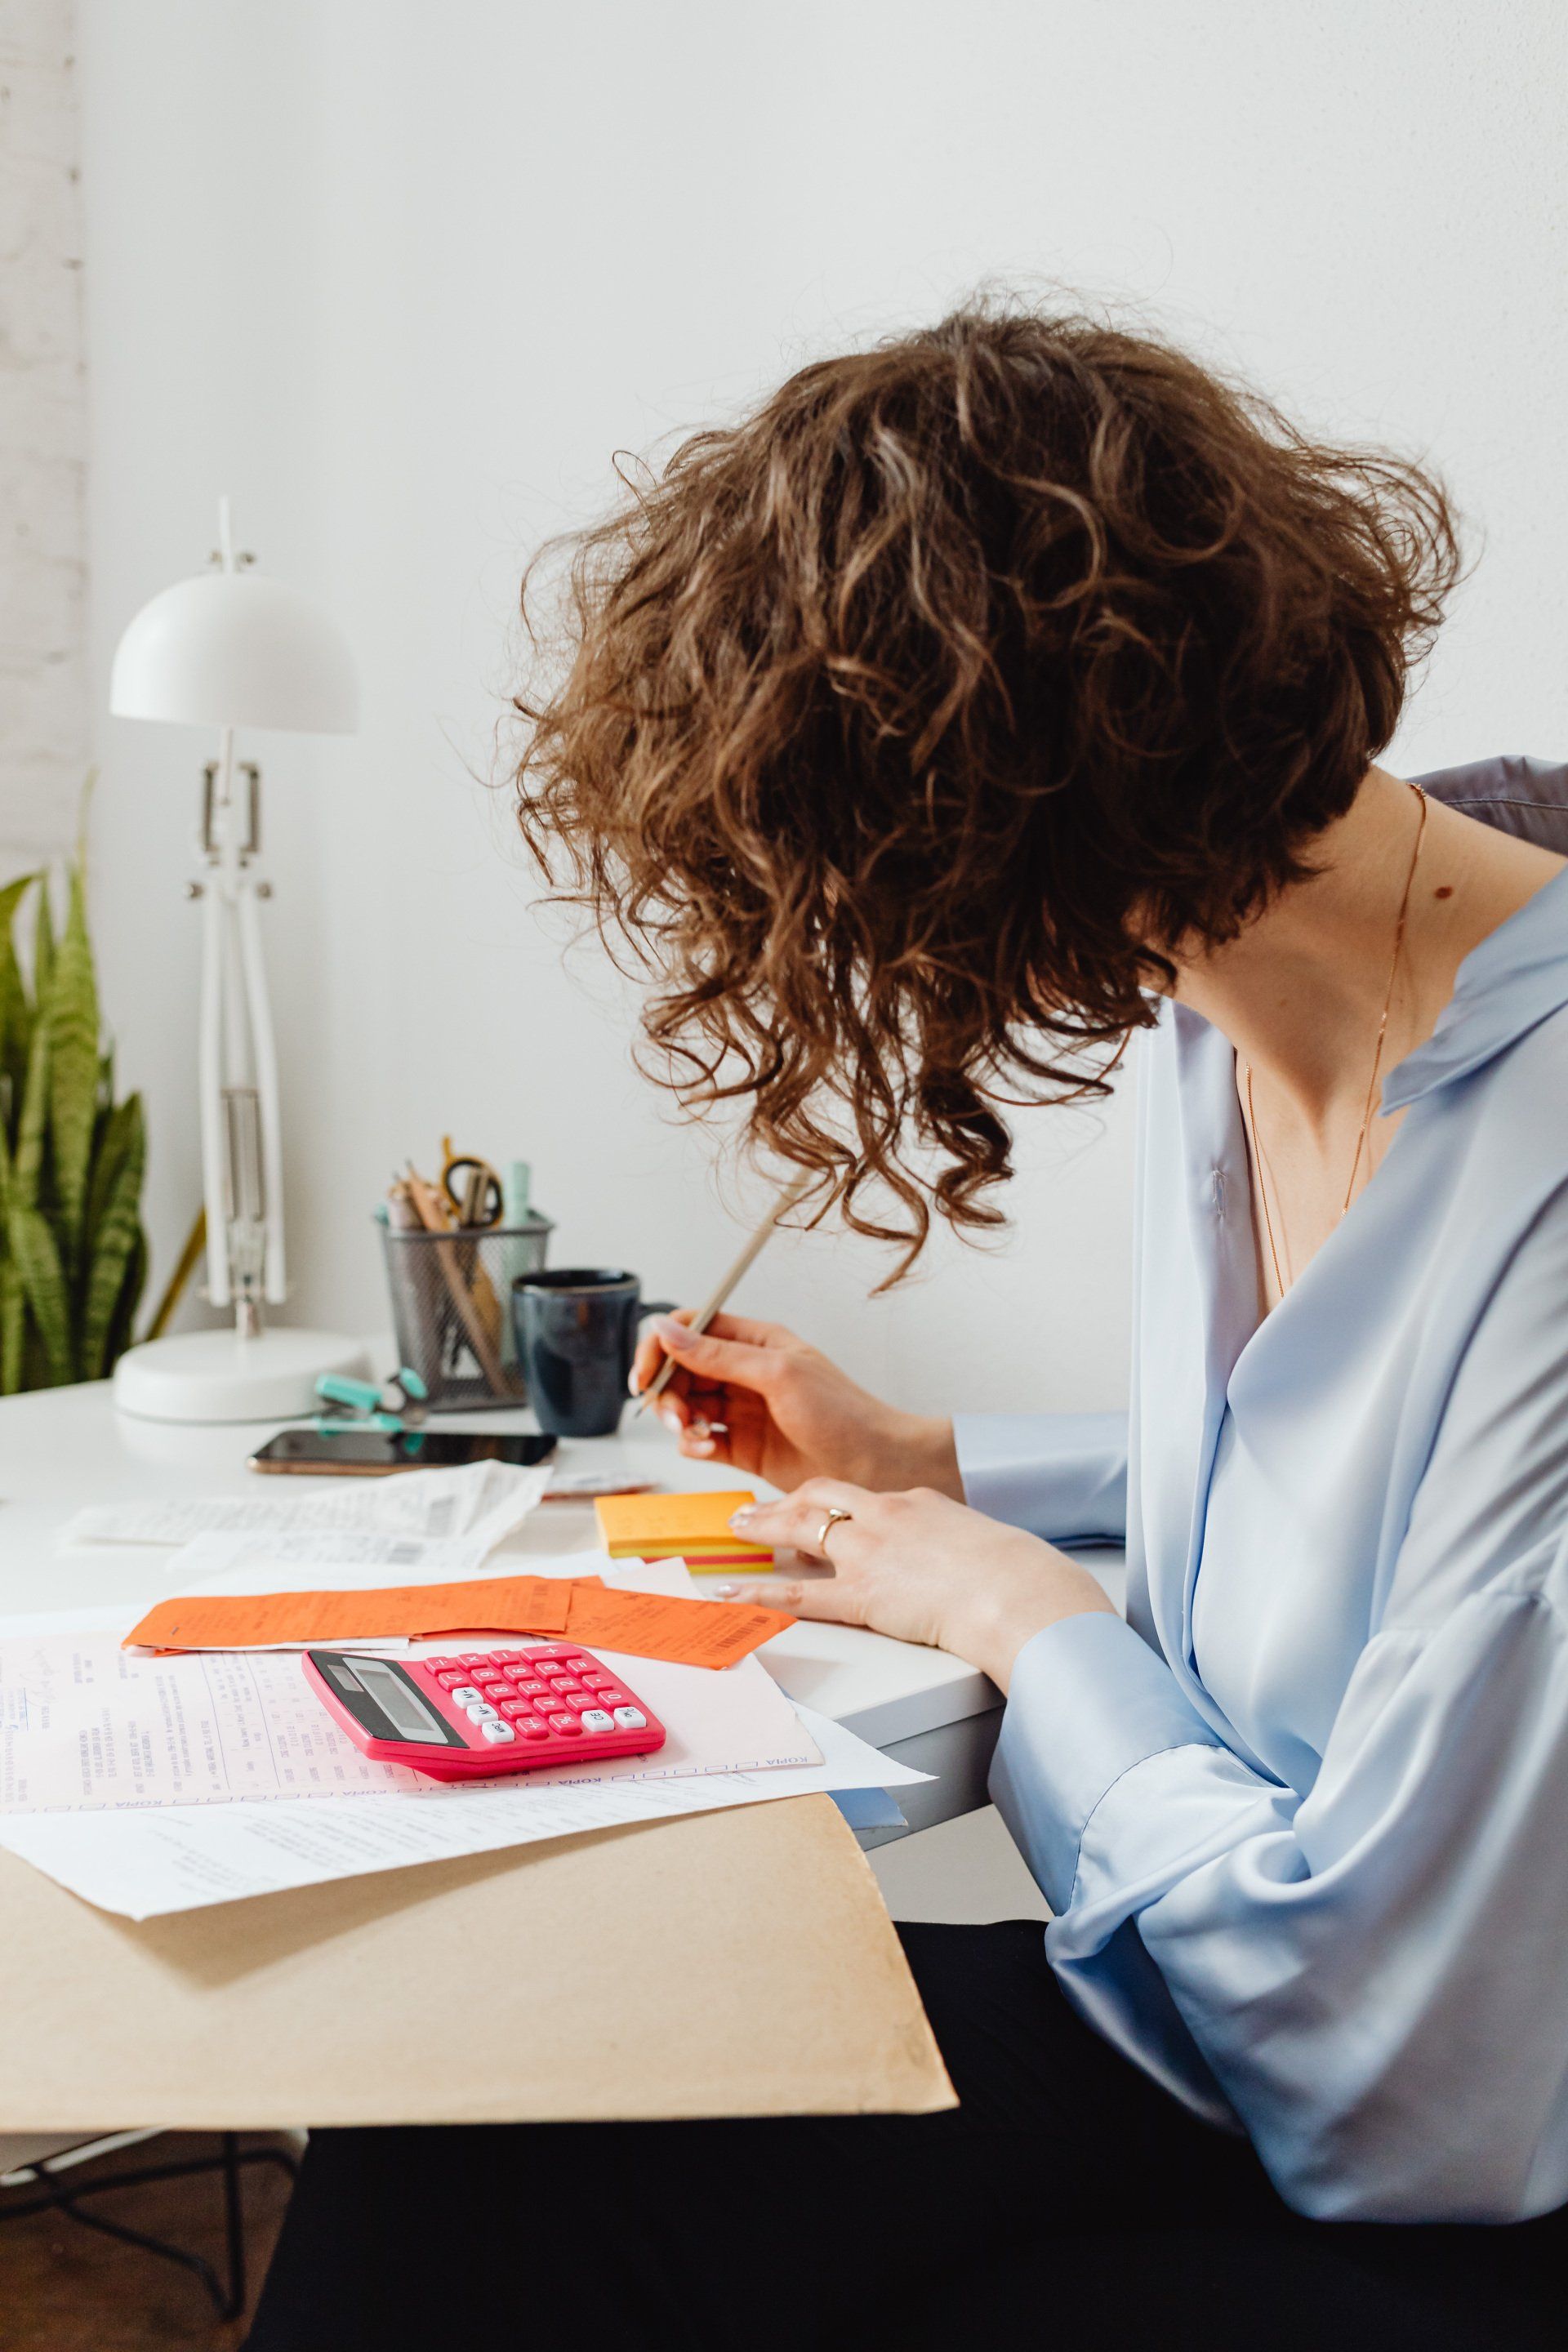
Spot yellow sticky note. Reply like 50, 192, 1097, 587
595, 1490, 772, 1564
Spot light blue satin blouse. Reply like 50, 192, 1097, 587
958, 757, 1568, 2223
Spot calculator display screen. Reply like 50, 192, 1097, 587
350, 1656, 445, 1743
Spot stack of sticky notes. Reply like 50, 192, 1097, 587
594, 1489, 773, 1572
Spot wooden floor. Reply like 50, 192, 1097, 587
0, 2134, 298, 2350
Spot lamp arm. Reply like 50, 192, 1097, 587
198, 881, 232, 1309
234, 879, 287, 1303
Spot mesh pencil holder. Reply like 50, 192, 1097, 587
380, 1214, 554, 1410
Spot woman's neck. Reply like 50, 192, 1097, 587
1172, 764, 1563, 1129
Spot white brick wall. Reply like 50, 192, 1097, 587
0, 0, 84, 870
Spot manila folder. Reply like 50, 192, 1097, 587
0, 1796, 956, 2129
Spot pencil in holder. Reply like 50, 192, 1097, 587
379, 1214, 554, 1410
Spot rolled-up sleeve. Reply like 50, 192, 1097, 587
953, 1410, 1126, 1544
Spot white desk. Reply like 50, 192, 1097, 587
0, 1381, 1124, 1843
0, 1380, 1124, 2172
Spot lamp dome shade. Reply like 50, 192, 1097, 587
110, 569, 359, 735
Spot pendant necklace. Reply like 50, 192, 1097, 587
1244, 782, 1428, 1303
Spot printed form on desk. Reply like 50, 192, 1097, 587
58, 1458, 553, 1578
0, 1612, 817, 1815
0, 1562, 929, 1917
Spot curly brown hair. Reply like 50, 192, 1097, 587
514, 301, 1460, 1273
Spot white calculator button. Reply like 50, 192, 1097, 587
580, 1708, 614, 1732
452, 1686, 482, 1705
612, 1707, 648, 1729
465, 1701, 499, 1723
480, 1720, 515, 1743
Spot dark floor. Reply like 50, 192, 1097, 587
0, 2134, 297, 2350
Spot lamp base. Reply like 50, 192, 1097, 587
113, 1328, 370, 1424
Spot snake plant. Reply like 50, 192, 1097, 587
0, 854, 148, 1392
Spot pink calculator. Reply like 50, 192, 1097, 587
302, 1645, 667, 1782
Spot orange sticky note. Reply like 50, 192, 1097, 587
594, 1490, 772, 1566
124, 1575, 574, 1652
559, 1581, 793, 1669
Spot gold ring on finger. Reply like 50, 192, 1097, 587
816, 1504, 853, 1558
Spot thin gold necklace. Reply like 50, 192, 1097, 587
1245, 782, 1428, 1303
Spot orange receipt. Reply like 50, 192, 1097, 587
122, 1574, 792, 1670
560, 1584, 794, 1670
124, 1575, 575, 1653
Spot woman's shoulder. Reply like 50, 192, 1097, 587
1414, 753, 1568, 854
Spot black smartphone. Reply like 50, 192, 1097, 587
247, 1428, 559, 1477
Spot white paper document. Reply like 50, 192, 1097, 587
167, 1530, 615, 1590
0, 1704, 925, 1918
0, 1623, 819, 1814
60, 1458, 551, 1569
161, 1529, 516, 1582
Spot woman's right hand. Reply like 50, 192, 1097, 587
630, 1309, 962, 1498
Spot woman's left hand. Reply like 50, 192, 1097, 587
724, 1481, 1116, 1693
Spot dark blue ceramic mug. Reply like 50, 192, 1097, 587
511, 1268, 666, 1439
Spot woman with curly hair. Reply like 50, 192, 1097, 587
249, 307, 1568, 2350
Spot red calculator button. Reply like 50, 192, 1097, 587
515, 1679, 548, 1697
498, 1699, 529, 1718
597, 1689, 627, 1706
578, 1671, 608, 1688
537, 1696, 565, 1714
564, 1693, 591, 1711
435, 1671, 466, 1690
488, 1650, 523, 1664
517, 1720, 549, 1740
425, 1657, 460, 1672
478, 1680, 510, 1699
500, 1664, 530, 1682
458, 1653, 490, 1664
550, 1717, 583, 1736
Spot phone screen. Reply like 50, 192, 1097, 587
249, 1428, 558, 1475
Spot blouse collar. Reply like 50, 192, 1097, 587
1382, 866, 1568, 1113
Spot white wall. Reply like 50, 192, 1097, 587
75, 0, 1568, 1414
0, 0, 85, 870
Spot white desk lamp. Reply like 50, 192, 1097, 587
109, 500, 369, 1421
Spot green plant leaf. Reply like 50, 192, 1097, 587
80, 1094, 145, 1379
0, 1265, 22, 1395
0, 843, 146, 1394
84, 1093, 139, 1248
104, 1225, 147, 1372
0, 873, 37, 1127
0, 1114, 15, 1395
11, 999, 49, 1209
7, 1201, 73, 1383
30, 874, 54, 1012
20, 1317, 55, 1392
47, 863, 100, 1256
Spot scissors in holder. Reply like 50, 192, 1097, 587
439, 1136, 505, 1230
